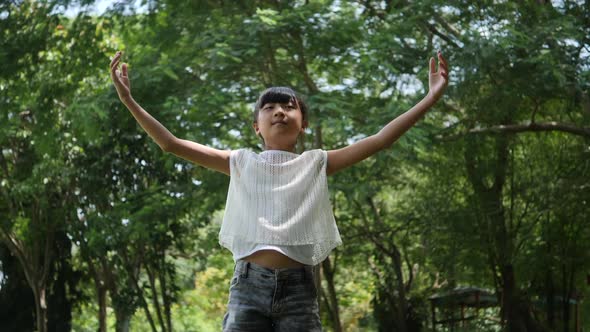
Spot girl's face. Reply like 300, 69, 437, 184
253, 101, 307, 151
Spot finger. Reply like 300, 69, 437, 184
110, 65, 119, 81
438, 54, 446, 69
438, 52, 448, 69
111, 73, 123, 88
438, 58, 447, 72
109, 52, 119, 69
110, 58, 120, 75
430, 57, 436, 74
111, 70, 121, 85
110, 51, 122, 71
122, 63, 128, 77
110, 55, 119, 71
439, 61, 447, 75
440, 66, 447, 76
440, 62, 447, 75
111, 68, 123, 84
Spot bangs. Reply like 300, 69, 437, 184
255, 87, 297, 110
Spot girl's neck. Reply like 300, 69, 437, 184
263, 143, 297, 153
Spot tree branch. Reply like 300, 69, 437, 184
423, 23, 460, 48
433, 13, 461, 40
289, 28, 319, 94
438, 122, 590, 140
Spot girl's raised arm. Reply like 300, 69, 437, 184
110, 51, 230, 175
326, 52, 448, 176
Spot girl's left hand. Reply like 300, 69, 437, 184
428, 51, 449, 101
110, 51, 132, 103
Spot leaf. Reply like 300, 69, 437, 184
163, 68, 179, 80
255, 8, 279, 26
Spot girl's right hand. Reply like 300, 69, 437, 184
110, 51, 132, 102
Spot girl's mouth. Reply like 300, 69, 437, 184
272, 121, 287, 125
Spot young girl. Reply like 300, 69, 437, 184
110, 51, 448, 331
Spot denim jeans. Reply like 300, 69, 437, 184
222, 260, 322, 331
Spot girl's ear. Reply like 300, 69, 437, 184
301, 120, 309, 132
252, 122, 260, 135
253, 122, 265, 142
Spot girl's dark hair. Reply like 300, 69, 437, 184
253, 87, 308, 122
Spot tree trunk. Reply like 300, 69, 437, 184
501, 264, 527, 332
321, 256, 343, 332
546, 269, 555, 330
158, 257, 173, 332
97, 285, 107, 332
146, 264, 167, 332
88, 258, 108, 332
121, 251, 158, 332
313, 264, 322, 312
391, 248, 408, 332
33, 285, 48, 332
562, 263, 574, 332
115, 310, 132, 332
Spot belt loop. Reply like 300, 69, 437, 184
242, 262, 250, 278
238, 261, 245, 278
302, 266, 307, 281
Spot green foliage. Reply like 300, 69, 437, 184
2, 0, 589, 331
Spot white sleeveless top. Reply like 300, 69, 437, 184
219, 149, 342, 265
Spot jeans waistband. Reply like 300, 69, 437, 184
235, 259, 314, 281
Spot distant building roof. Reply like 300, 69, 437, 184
429, 287, 498, 308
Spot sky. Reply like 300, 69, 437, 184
62, 0, 112, 17
61, 0, 147, 17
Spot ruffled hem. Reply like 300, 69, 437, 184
219, 236, 343, 266
219, 234, 342, 246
